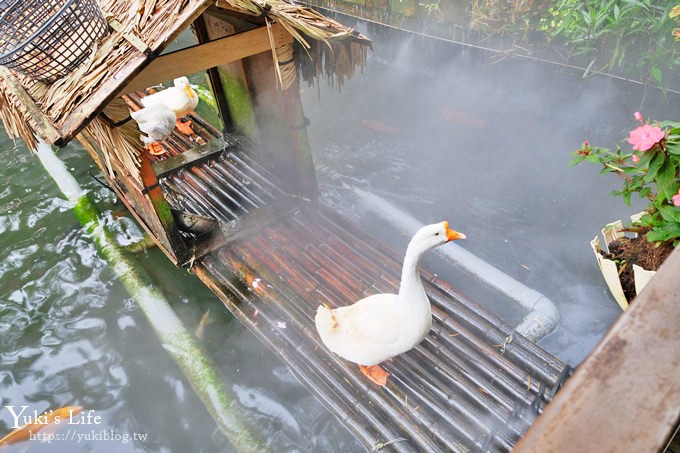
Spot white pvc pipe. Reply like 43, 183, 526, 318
354, 188, 560, 342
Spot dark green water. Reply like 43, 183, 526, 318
0, 111, 357, 452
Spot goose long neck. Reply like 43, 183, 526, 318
398, 241, 426, 299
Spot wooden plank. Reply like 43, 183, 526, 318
122, 23, 292, 94
152, 139, 233, 178
0, 66, 62, 144
514, 248, 680, 453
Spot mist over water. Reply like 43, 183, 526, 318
302, 22, 680, 365
1, 16, 679, 453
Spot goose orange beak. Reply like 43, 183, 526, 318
443, 221, 466, 241
184, 85, 195, 99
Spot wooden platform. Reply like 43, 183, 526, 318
114, 89, 573, 450
152, 141, 572, 451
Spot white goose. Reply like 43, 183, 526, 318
315, 221, 465, 385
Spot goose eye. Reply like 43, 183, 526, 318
435, 232, 440, 236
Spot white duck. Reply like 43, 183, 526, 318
130, 103, 176, 155
141, 76, 199, 117
315, 221, 466, 386
140, 76, 199, 138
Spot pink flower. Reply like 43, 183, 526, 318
634, 111, 643, 123
627, 124, 665, 151
631, 154, 640, 163
673, 188, 680, 207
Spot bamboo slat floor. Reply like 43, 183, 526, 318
194, 203, 571, 452
150, 132, 572, 451
122, 85, 573, 449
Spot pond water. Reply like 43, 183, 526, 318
1, 17, 679, 453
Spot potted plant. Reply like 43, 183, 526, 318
570, 112, 680, 309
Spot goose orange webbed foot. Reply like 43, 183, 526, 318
175, 117, 195, 137
146, 142, 166, 156
359, 364, 390, 386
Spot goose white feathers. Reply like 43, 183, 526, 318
315, 221, 465, 385
130, 104, 176, 146
140, 76, 199, 117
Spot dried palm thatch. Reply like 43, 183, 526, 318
215, 0, 370, 88
0, 0, 206, 170
0, 0, 369, 184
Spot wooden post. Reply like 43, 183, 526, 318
192, 15, 235, 133
200, 11, 260, 143
139, 149, 190, 264
76, 130, 188, 266
245, 49, 318, 199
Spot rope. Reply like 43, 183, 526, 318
275, 41, 297, 90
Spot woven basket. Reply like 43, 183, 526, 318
0, 0, 108, 83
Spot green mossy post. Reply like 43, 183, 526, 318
245, 51, 318, 199
199, 12, 261, 142
35, 139, 266, 453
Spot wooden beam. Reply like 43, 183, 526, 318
122, 22, 292, 94
152, 140, 232, 178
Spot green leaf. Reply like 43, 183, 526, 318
646, 222, 680, 243
659, 205, 680, 223
585, 154, 601, 164
635, 150, 655, 168
666, 140, 680, 155
568, 155, 586, 167
656, 158, 675, 198
639, 187, 653, 200
645, 151, 664, 182
582, 9, 592, 26
651, 66, 663, 84
623, 191, 632, 205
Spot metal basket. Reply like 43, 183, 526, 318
0, 0, 109, 83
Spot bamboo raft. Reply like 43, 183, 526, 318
129, 91, 572, 450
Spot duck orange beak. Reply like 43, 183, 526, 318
443, 221, 466, 242
184, 85, 195, 99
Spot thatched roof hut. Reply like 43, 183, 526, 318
0, 0, 369, 180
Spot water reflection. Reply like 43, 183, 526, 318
0, 127, 358, 450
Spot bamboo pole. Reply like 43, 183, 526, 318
33, 139, 266, 453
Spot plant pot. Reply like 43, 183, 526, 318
590, 213, 656, 311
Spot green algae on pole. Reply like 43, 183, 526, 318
34, 139, 265, 453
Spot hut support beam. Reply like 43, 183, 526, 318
139, 150, 190, 264
122, 22, 292, 94
192, 15, 235, 133
33, 139, 265, 452
246, 51, 318, 198
201, 11, 260, 142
